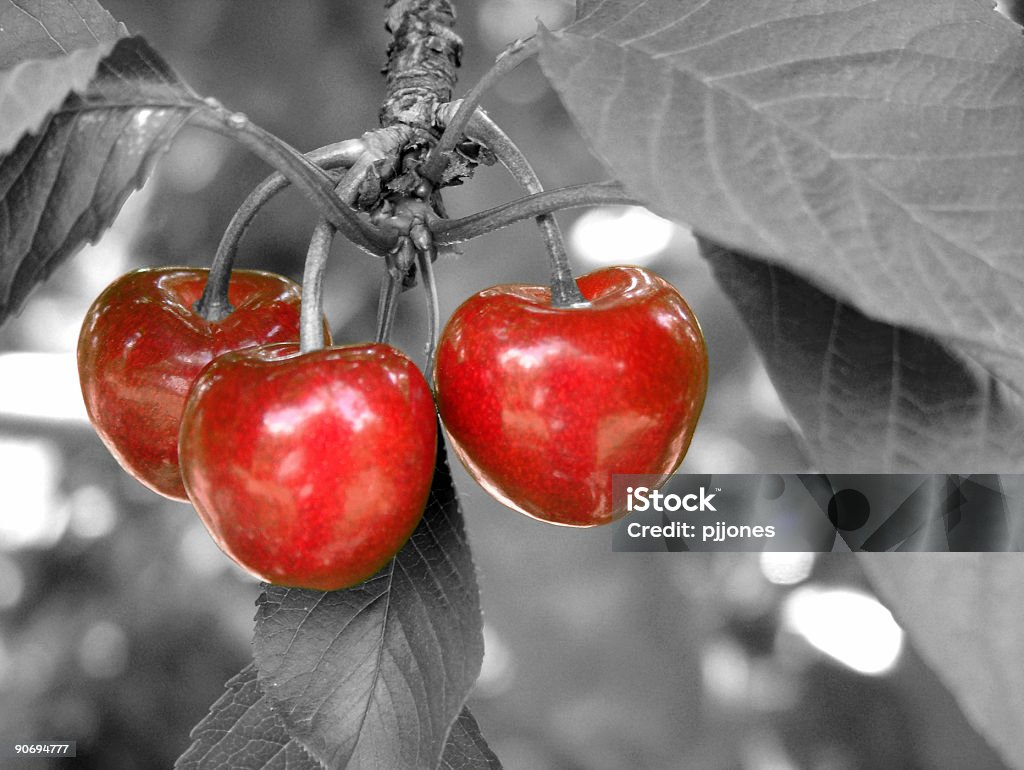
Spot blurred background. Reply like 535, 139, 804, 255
0, 1, 1013, 767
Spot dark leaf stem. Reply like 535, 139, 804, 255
376, 265, 404, 345
189, 104, 390, 256
417, 243, 440, 375
194, 140, 364, 321
298, 151, 390, 351
421, 35, 540, 183
377, 232, 419, 345
433, 180, 638, 244
300, 220, 335, 353
466, 110, 584, 306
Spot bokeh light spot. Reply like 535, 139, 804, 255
759, 552, 815, 586
69, 485, 119, 540
476, 623, 515, 697
162, 132, 229, 194
477, 0, 573, 50
701, 637, 751, 708
570, 206, 677, 267
0, 553, 25, 610
0, 353, 90, 423
782, 587, 903, 675
178, 519, 233, 578
0, 438, 69, 550
77, 620, 130, 680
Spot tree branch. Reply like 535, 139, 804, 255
382, 0, 463, 131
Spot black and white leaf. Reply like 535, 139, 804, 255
0, 34, 199, 324
541, 0, 1024, 391
702, 241, 1024, 472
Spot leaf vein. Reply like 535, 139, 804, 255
349, 557, 398, 764
7, 1, 68, 53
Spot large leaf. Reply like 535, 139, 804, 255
253, 433, 485, 770
701, 241, 1024, 472
0, 35, 199, 325
0, 0, 124, 152
177, 664, 500, 770
707, 236, 1024, 759
539, 1, 1024, 393
861, 554, 1024, 769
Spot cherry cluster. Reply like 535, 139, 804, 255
77, 262, 706, 591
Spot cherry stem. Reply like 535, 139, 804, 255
189, 103, 390, 256
432, 180, 638, 244
376, 270, 402, 346
416, 244, 440, 376
466, 110, 584, 306
300, 220, 335, 353
194, 141, 363, 321
298, 152, 386, 352
420, 35, 540, 184
376, 235, 418, 345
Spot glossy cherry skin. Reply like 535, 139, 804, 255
178, 343, 437, 591
434, 265, 707, 527
78, 267, 320, 500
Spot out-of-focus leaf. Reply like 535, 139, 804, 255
0, 0, 125, 152
702, 241, 1024, 472
253, 434, 485, 770
574, 0, 602, 20
439, 709, 504, 770
861, 554, 1024, 769
175, 663, 324, 770
0, 35, 199, 325
540, 1, 1024, 391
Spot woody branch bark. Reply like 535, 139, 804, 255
381, 0, 463, 131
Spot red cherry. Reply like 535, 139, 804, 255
77, 267, 321, 500
434, 265, 707, 527
178, 343, 437, 591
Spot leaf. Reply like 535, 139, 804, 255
861, 554, 1024, 768
253, 432, 485, 770
539, 1, 1024, 393
574, 0, 602, 20
701, 241, 1024, 472
438, 709, 503, 770
0, 35, 199, 325
0, 0, 125, 153
175, 663, 325, 770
